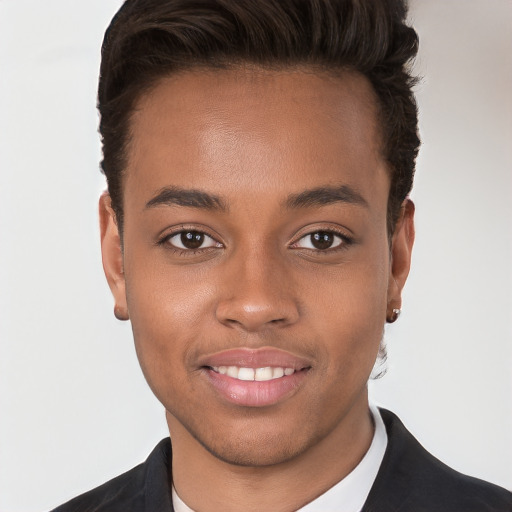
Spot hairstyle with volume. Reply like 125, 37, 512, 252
98, 0, 420, 236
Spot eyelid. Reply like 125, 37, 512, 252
293, 232, 344, 250
289, 225, 354, 251
168, 231, 220, 250
157, 225, 224, 250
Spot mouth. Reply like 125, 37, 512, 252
199, 348, 312, 407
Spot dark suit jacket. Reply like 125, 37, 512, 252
52, 409, 512, 511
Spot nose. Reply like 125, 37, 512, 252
215, 249, 300, 332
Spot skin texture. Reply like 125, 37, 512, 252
100, 68, 414, 512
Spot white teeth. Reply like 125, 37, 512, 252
211, 365, 297, 381
237, 367, 255, 381
272, 367, 284, 378
254, 367, 273, 381
226, 366, 239, 378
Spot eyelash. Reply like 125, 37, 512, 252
157, 227, 353, 256
290, 229, 353, 254
157, 227, 222, 256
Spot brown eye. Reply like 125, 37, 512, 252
181, 231, 204, 249
294, 231, 344, 251
167, 231, 220, 251
311, 232, 335, 250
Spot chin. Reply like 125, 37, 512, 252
185, 414, 322, 468
199, 435, 310, 468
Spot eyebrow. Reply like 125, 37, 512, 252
285, 185, 369, 209
145, 186, 228, 211
144, 184, 367, 212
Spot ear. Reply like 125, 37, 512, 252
99, 192, 129, 321
386, 199, 415, 321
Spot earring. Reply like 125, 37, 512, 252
387, 308, 401, 324
114, 305, 129, 321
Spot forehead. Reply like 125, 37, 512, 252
125, 67, 388, 208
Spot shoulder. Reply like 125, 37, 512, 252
51, 438, 172, 512
363, 409, 512, 512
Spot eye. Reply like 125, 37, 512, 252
166, 230, 221, 250
294, 231, 345, 251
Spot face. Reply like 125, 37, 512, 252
101, 68, 414, 467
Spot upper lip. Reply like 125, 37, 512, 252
198, 347, 312, 370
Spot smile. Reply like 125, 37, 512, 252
199, 347, 311, 407
211, 366, 296, 381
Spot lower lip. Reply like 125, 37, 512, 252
204, 368, 309, 407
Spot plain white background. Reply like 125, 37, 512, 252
0, 1, 511, 510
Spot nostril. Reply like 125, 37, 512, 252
216, 299, 299, 332
214, 276, 301, 332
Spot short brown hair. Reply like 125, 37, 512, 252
98, 0, 420, 235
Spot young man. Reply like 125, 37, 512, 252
53, 0, 512, 510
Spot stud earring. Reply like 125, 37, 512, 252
387, 308, 401, 324
114, 305, 129, 321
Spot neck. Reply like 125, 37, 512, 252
167, 395, 374, 512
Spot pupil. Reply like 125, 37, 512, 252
181, 231, 204, 249
311, 232, 334, 250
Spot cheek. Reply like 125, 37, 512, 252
307, 251, 390, 369
123, 255, 219, 387
125, 245, 218, 322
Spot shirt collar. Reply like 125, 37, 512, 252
296, 404, 387, 512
